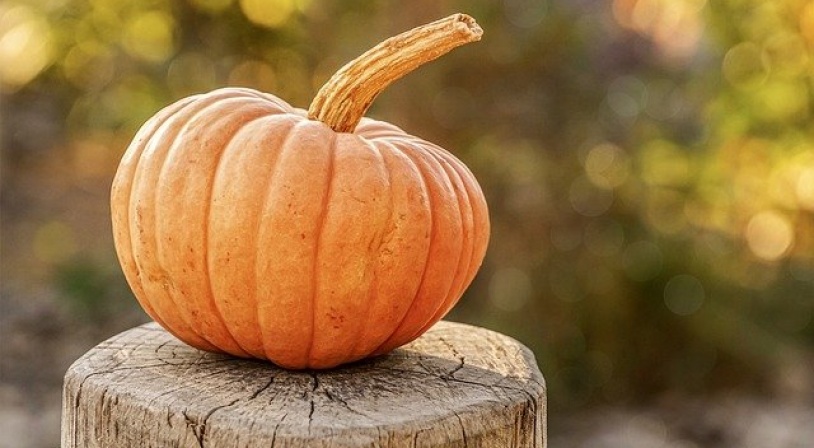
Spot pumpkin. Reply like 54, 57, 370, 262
111, 14, 489, 369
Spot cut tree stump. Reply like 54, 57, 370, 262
62, 321, 546, 447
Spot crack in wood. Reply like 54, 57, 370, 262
307, 372, 319, 433
324, 388, 368, 419
184, 397, 242, 448
249, 374, 277, 401
307, 401, 316, 431
63, 321, 546, 447
368, 365, 538, 395
441, 356, 466, 380
270, 412, 288, 447
452, 410, 469, 446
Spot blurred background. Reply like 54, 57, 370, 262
2, 0, 814, 446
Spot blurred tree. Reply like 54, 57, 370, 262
2, 0, 813, 415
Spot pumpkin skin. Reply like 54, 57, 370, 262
111, 87, 490, 369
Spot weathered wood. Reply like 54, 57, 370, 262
62, 321, 546, 447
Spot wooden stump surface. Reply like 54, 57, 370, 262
62, 321, 546, 447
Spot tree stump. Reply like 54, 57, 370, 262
62, 321, 546, 447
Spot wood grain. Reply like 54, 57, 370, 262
62, 321, 546, 447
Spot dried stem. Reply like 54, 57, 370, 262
308, 14, 483, 133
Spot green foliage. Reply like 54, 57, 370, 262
53, 256, 135, 321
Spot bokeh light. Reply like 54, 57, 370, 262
585, 143, 631, 190
0, 3, 53, 90
613, 0, 706, 63
745, 211, 794, 261
796, 167, 814, 210
121, 10, 176, 63
723, 42, 768, 89
239, 0, 308, 28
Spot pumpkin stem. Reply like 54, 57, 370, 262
308, 14, 482, 133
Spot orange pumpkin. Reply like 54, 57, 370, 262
111, 14, 489, 369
